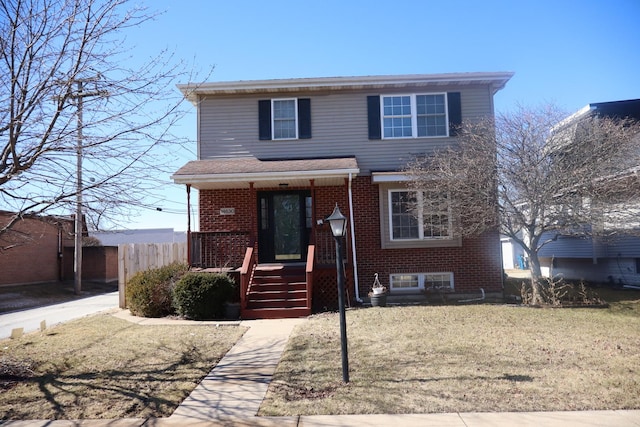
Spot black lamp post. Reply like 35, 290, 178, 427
325, 204, 350, 383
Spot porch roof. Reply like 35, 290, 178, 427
171, 157, 360, 189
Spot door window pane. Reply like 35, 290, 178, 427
273, 194, 301, 260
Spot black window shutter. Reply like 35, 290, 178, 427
367, 95, 381, 140
298, 98, 311, 139
258, 100, 272, 140
447, 92, 462, 136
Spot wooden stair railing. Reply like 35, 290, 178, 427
239, 246, 255, 312
239, 245, 315, 319
305, 245, 315, 311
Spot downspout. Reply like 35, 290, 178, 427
186, 184, 191, 267
57, 224, 63, 281
347, 173, 362, 303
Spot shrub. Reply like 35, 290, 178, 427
126, 263, 188, 317
520, 277, 606, 307
173, 272, 235, 320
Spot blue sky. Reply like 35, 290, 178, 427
125, 0, 640, 231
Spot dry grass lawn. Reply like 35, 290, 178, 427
260, 301, 640, 415
0, 313, 246, 420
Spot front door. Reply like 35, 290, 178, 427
258, 191, 311, 263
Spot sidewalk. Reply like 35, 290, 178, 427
2, 306, 640, 426
0, 291, 119, 339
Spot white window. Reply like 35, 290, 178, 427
272, 99, 298, 140
381, 93, 447, 139
389, 190, 451, 241
390, 272, 454, 292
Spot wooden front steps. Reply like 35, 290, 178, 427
241, 263, 311, 319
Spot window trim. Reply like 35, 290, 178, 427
389, 272, 454, 293
380, 93, 449, 139
388, 189, 453, 242
271, 98, 299, 140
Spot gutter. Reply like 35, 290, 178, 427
347, 173, 363, 303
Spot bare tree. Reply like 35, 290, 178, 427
0, 0, 205, 244
405, 103, 640, 304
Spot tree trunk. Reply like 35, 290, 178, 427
528, 251, 544, 305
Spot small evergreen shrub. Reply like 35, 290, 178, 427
173, 272, 235, 320
125, 262, 188, 317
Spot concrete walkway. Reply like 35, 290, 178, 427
2, 304, 640, 426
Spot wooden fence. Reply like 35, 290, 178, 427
118, 242, 187, 308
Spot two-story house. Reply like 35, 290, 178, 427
537, 99, 640, 287
172, 72, 514, 319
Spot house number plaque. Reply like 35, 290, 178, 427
219, 208, 235, 215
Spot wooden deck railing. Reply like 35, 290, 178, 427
190, 231, 251, 268
314, 229, 348, 265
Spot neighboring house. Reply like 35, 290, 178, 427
539, 99, 640, 286
501, 234, 526, 270
172, 72, 514, 318
0, 211, 75, 286
91, 228, 187, 245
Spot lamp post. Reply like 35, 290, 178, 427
325, 204, 350, 383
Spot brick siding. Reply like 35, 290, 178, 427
0, 214, 74, 286
196, 176, 503, 299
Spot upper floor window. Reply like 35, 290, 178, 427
259, 98, 311, 140
389, 190, 451, 241
368, 92, 461, 140
382, 94, 447, 139
416, 94, 447, 137
272, 99, 297, 139
383, 96, 413, 138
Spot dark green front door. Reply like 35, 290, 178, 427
258, 191, 311, 263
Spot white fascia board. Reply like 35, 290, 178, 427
177, 72, 515, 104
553, 104, 595, 132
171, 168, 360, 185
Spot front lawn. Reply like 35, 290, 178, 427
0, 314, 246, 420
260, 300, 640, 415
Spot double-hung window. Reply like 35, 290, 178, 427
382, 93, 447, 139
258, 98, 312, 140
382, 96, 413, 138
416, 94, 447, 137
389, 190, 451, 241
272, 99, 297, 140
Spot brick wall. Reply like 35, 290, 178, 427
62, 246, 118, 282
196, 176, 503, 299
0, 214, 74, 286
199, 188, 255, 233
349, 176, 503, 296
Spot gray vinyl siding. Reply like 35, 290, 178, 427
603, 236, 640, 258
540, 256, 640, 285
197, 85, 494, 174
538, 233, 601, 258
539, 233, 640, 259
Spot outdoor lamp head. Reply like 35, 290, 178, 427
326, 204, 348, 237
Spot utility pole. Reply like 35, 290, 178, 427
69, 77, 107, 295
